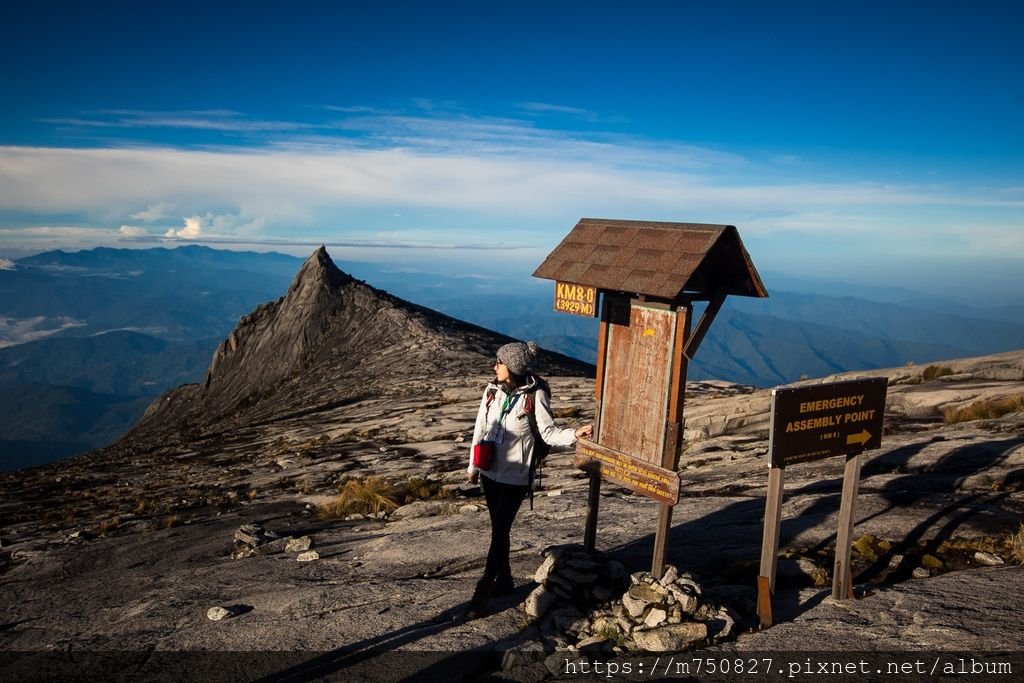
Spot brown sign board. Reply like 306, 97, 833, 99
769, 377, 887, 468
599, 301, 677, 465
574, 439, 681, 505
553, 281, 598, 317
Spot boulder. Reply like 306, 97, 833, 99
285, 536, 313, 553
524, 585, 557, 619
631, 622, 708, 651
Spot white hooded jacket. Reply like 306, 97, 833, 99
467, 375, 577, 486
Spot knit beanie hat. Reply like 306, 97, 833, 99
496, 340, 538, 376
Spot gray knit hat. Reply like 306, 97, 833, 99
496, 340, 538, 375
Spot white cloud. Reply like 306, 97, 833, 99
166, 215, 203, 238
1, 109, 1022, 265
130, 201, 175, 222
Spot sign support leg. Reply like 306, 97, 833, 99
758, 466, 785, 626
651, 503, 673, 579
833, 452, 863, 600
584, 470, 601, 552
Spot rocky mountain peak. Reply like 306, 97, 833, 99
285, 245, 353, 301
132, 247, 592, 437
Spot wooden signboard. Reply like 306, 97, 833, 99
535, 219, 768, 579
769, 378, 887, 467
758, 377, 888, 627
574, 439, 681, 505
598, 300, 677, 465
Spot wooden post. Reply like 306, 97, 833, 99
593, 295, 610, 441
757, 575, 773, 629
757, 466, 785, 627
584, 470, 601, 552
759, 466, 785, 592
832, 452, 863, 600
651, 306, 692, 578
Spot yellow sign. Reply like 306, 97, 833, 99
553, 281, 598, 317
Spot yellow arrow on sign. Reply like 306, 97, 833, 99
846, 429, 871, 446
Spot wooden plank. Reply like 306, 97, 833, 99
759, 467, 786, 593
681, 290, 725, 360
575, 439, 681, 505
666, 305, 692, 424
662, 306, 693, 471
594, 295, 610, 404
832, 452, 863, 600
599, 302, 676, 464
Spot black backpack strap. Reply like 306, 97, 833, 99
524, 378, 550, 511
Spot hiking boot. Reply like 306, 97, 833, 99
466, 574, 495, 619
492, 573, 515, 597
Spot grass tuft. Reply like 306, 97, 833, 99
1007, 524, 1024, 564
318, 475, 450, 519
942, 394, 1024, 424
319, 476, 400, 519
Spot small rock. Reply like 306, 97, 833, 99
392, 501, 446, 519
921, 554, 944, 570
534, 554, 558, 584
644, 607, 668, 628
659, 565, 679, 586
973, 551, 1005, 566
286, 536, 313, 553
606, 560, 627, 581
524, 585, 557, 619
254, 537, 291, 556
888, 554, 905, 569
912, 567, 931, 579
459, 504, 480, 513
622, 593, 647, 619
296, 550, 320, 562
207, 606, 233, 621
546, 490, 563, 497
631, 622, 708, 651
628, 583, 663, 604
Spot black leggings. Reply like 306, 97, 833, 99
480, 475, 529, 578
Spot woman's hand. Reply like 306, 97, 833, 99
574, 424, 593, 440
466, 470, 479, 484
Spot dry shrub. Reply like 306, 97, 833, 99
319, 476, 400, 519
98, 516, 121, 535
396, 477, 449, 504
1007, 524, 1024, 564
943, 394, 1024, 424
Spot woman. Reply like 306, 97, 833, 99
465, 340, 593, 618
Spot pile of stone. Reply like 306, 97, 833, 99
520, 545, 742, 654
231, 523, 316, 561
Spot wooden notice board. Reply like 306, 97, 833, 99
598, 300, 677, 465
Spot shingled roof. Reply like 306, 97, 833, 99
532, 218, 768, 301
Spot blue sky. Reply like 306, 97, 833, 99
1, 1, 1022, 301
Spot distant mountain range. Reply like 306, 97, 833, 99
1, 244, 1022, 470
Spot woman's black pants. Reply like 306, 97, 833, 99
480, 475, 529, 579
